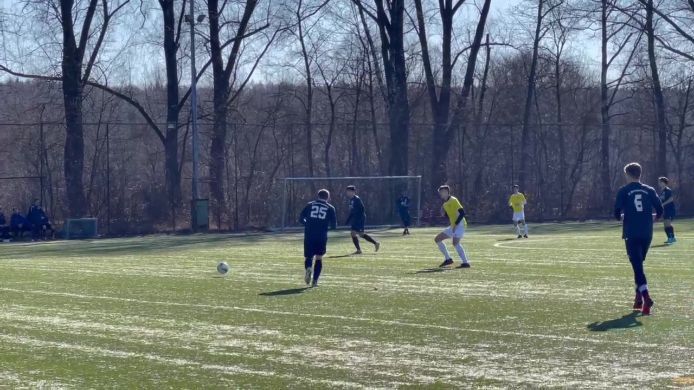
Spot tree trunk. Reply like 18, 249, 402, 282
600, 0, 612, 209
61, 0, 90, 218
519, 0, 544, 189
645, 0, 668, 177
161, 0, 182, 224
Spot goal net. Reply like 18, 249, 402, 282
277, 176, 422, 231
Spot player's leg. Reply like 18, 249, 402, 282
312, 254, 323, 287
312, 239, 327, 287
520, 219, 528, 238
626, 238, 653, 314
513, 216, 522, 238
664, 218, 676, 244
452, 230, 470, 268
304, 240, 314, 285
435, 230, 453, 267
350, 230, 362, 254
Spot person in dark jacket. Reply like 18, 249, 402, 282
27, 200, 53, 240
10, 209, 30, 239
0, 207, 10, 240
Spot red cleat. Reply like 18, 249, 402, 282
641, 298, 654, 316
633, 293, 643, 310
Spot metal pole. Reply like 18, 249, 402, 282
39, 122, 45, 208
106, 123, 111, 236
416, 176, 422, 227
281, 179, 288, 231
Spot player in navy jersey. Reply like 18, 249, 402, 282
397, 193, 411, 235
345, 185, 380, 254
299, 189, 337, 287
658, 177, 677, 244
614, 163, 663, 315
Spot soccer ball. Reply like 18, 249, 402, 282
217, 261, 230, 276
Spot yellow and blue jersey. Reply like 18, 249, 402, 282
442, 196, 465, 228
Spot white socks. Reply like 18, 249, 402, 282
437, 241, 451, 260
455, 243, 469, 264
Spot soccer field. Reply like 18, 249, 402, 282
0, 221, 692, 389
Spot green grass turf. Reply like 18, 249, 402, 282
0, 221, 692, 389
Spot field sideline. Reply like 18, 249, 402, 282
0, 221, 692, 389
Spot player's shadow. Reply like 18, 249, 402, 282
651, 243, 670, 248
259, 288, 309, 296
325, 254, 353, 259
586, 312, 642, 332
496, 238, 518, 242
412, 267, 451, 274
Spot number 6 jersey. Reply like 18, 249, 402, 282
614, 182, 664, 240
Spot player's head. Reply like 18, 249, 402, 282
345, 185, 356, 198
317, 189, 330, 201
658, 176, 669, 189
437, 185, 451, 200
623, 162, 642, 182
512, 184, 520, 194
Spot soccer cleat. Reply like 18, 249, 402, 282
671, 237, 677, 244
304, 267, 312, 286
641, 298, 654, 316
352, 250, 363, 255
439, 258, 454, 268
457, 262, 471, 269
375, 242, 381, 252
633, 294, 643, 310
517, 235, 523, 239
523, 234, 528, 238
311, 281, 319, 288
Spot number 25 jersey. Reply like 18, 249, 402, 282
300, 200, 337, 240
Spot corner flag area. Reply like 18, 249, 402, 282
0, 221, 692, 388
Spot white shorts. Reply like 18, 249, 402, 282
512, 212, 526, 222
442, 224, 465, 239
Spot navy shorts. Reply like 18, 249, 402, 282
304, 238, 327, 258
351, 219, 365, 233
664, 208, 676, 220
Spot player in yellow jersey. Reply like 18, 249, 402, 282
434, 185, 470, 268
509, 185, 528, 238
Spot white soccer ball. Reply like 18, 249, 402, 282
217, 261, 230, 275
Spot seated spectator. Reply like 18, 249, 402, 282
11, 208, 30, 240
0, 207, 10, 240
28, 199, 54, 240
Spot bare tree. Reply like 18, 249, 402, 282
413, 0, 492, 188
352, 0, 410, 175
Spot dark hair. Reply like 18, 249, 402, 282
438, 185, 450, 192
658, 176, 669, 185
624, 162, 642, 179
346, 185, 356, 191
513, 184, 519, 189
317, 189, 330, 200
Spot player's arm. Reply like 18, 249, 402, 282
299, 204, 310, 225
652, 189, 664, 220
614, 190, 624, 221
328, 206, 337, 230
522, 194, 527, 206
454, 208, 465, 226
662, 191, 674, 206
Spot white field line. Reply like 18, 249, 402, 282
0, 287, 692, 352
1, 307, 688, 389
0, 333, 371, 389
0, 370, 70, 390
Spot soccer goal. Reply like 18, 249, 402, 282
277, 176, 422, 231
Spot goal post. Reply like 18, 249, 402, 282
277, 176, 422, 231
